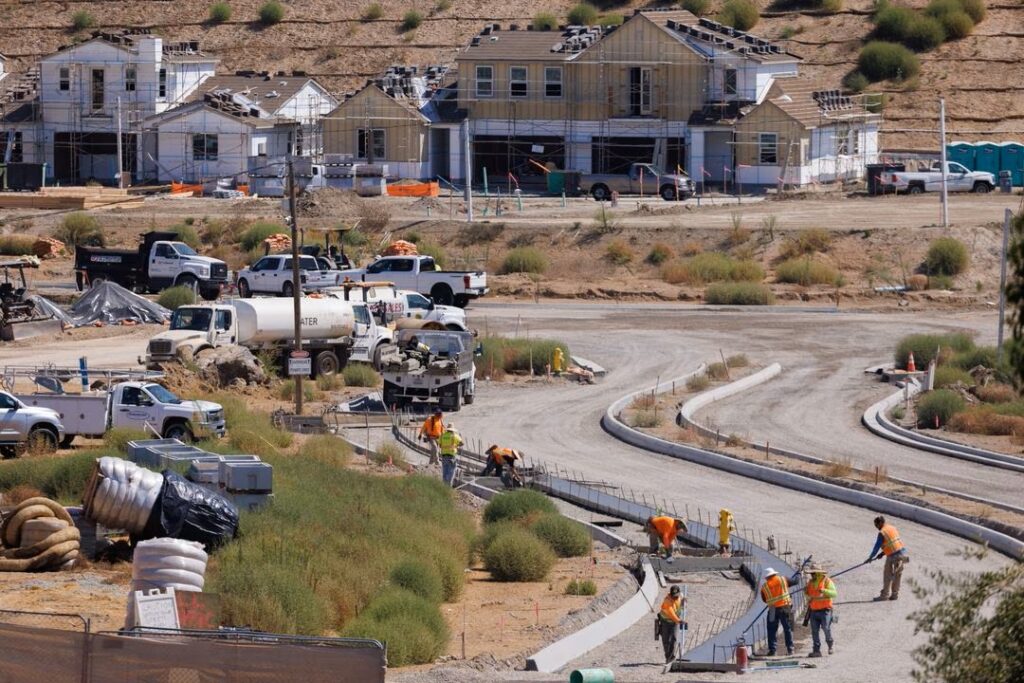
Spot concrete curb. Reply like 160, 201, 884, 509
525, 555, 660, 672
679, 364, 783, 427
863, 383, 1024, 474
604, 376, 1024, 560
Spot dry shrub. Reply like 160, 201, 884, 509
646, 243, 675, 265
726, 354, 749, 368
724, 434, 743, 447
605, 239, 634, 265
975, 384, 1016, 404
2, 484, 46, 505
358, 200, 392, 231
564, 579, 598, 596
686, 374, 710, 392
630, 392, 657, 409
779, 228, 831, 259
680, 240, 704, 256
725, 226, 751, 248
631, 410, 662, 428
373, 441, 406, 467
907, 274, 929, 291
948, 408, 1024, 436
677, 426, 702, 443
824, 458, 853, 478
707, 362, 729, 380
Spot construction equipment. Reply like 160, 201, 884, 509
0, 259, 63, 341
381, 329, 477, 411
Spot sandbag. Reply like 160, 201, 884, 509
143, 472, 239, 551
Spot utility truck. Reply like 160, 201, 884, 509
325, 281, 468, 331
338, 255, 487, 308
381, 329, 477, 411
75, 231, 229, 300
580, 163, 696, 201
144, 296, 395, 377
0, 390, 65, 456
881, 161, 996, 194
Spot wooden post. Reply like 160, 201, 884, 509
287, 159, 304, 415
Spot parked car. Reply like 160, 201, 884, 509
580, 163, 696, 201
881, 161, 996, 194
0, 390, 65, 456
338, 255, 487, 308
236, 254, 340, 297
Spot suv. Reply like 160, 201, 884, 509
237, 255, 338, 297
0, 390, 66, 456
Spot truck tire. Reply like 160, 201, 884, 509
454, 294, 470, 308
75, 272, 85, 291
382, 380, 400, 410
431, 284, 454, 306
25, 426, 58, 454
176, 274, 199, 294
89, 276, 106, 289
163, 421, 193, 443
591, 184, 611, 201
282, 281, 294, 298
907, 184, 924, 195
315, 350, 340, 377
442, 383, 462, 411
60, 434, 75, 449
973, 181, 993, 193
199, 285, 220, 301
372, 343, 385, 371
463, 380, 475, 405
659, 184, 677, 201
238, 279, 252, 298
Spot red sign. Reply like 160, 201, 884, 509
290, 350, 310, 359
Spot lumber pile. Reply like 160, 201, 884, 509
0, 188, 145, 210
262, 233, 292, 252
32, 237, 66, 259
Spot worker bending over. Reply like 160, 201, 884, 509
868, 515, 909, 601
804, 563, 837, 658
418, 407, 444, 465
645, 515, 687, 559
656, 585, 685, 663
759, 567, 801, 657
481, 445, 524, 488
438, 423, 462, 487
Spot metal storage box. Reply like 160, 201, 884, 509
219, 461, 273, 493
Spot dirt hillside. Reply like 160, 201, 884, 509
0, 1, 1021, 150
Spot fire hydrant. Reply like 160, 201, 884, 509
719, 508, 736, 555
552, 347, 564, 374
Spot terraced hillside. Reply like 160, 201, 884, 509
0, 0, 1021, 149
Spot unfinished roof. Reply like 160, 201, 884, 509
188, 72, 326, 108
52, 29, 217, 62
0, 69, 39, 107
458, 23, 614, 61
765, 77, 878, 128
149, 93, 297, 128
640, 9, 800, 64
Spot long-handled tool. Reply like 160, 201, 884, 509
740, 555, 812, 636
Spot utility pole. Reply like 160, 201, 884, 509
287, 158, 304, 415
997, 208, 1012, 364
462, 118, 473, 222
116, 96, 124, 188
939, 98, 949, 229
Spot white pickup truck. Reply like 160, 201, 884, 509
339, 255, 488, 308
16, 381, 225, 444
580, 163, 696, 201
882, 161, 996, 194
0, 391, 65, 456
236, 254, 341, 298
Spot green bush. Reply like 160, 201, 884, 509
598, 13, 624, 26
661, 253, 763, 285
533, 11, 559, 30
71, 11, 95, 31
935, 9, 973, 38
209, 2, 232, 23
565, 578, 598, 596
917, 389, 965, 427
904, 15, 945, 51
568, 3, 599, 25
933, 365, 974, 388
169, 224, 200, 249
704, 282, 774, 305
858, 41, 920, 81
873, 5, 918, 41
925, 237, 969, 276
646, 243, 675, 266
718, 0, 759, 31
959, 0, 985, 23
0, 235, 37, 256
501, 247, 548, 274
951, 345, 998, 371
416, 241, 446, 268
844, 71, 870, 93
820, 0, 843, 12
0, 451, 99, 503
240, 222, 286, 251
103, 427, 150, 453
483, 489, 557, 524
680, 0, 711, 16
258, 1, 285, 25
362, 2, 384, 21
483, 527, 557, 582
530, 514, 592, 557
277, 378, 316, 402
157, 285, 197, 310
775, 258, 842, 286
343, 363, 380, 387
343, 589, 449, 665
390, 559, 444, 603
53, 213, 105, 249
401, 9, 423, 31
316, 373, 343, 392
895, 332, 974, 369
477, 337, 570, 377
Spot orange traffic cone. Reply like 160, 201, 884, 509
907, 352, 917, 373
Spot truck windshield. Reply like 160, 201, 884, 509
174, 244, 198, 256
145, 384, 182, 405
170, 308, 213, 331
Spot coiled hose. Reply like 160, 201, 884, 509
0, 497, 80, 571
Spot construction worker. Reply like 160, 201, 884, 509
481, 445, 523, 487
437, 423, 462, 487
657, 585, 684, 663
868, 515, 908, 601
760, 567, 800, 656
804, 563, 837, 658
418, 407, 444, 465
645, 515, 687, 559
718, 508, 737, 554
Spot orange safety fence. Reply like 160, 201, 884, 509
171, 182, 204, 196
386, 181, 440, 197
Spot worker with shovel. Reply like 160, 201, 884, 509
759, 567, 801, 657
645, 515, 687, 559
418, 407, 444, 465
868, 515, 909, 601
656, 585, 685, 664
438, 423, 463, 487
804, 563, 837, 658
481, 445, 524, 488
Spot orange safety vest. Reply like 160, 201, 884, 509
879, 523, 905, 556
805, 576, 836, 611
760, 575, 792, 608
650, 516, 681, 548
659, 595, 683, 623
420, 415, 444, 440
492, 447, 517, 465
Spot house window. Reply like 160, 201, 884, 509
90, 69, 104, 112
724, 68, 737, 96
758, 133, 778, 165
125, 66, 136, 92
357, 129, 386, 161
835, 126, 850, 155
192, 134, 218, 161
295, 128, 304, 156
158, 68, 167, 98
509, 66, 528, 98
59, 67, 70, 91
256, 141, 267, 156
544, 67, 563, 98
475, 65, 493, 98
629, 67, 652, 115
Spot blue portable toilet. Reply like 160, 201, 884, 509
999, 141, 1024, 186
974, 141, 1001, 176
947, 141, 975, 170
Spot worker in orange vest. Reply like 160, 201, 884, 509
759, 567, 801, 656
418, 407, 444, 465
656, 585, 685, 663
804, 563, 837, 658
645, 515, 687, 559
868, 515, 909, 601
481, 445, 524, 487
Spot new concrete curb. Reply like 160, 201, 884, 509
863, 383, 1024, 474
604, 375, 1024, 560
525, 554, 660, 672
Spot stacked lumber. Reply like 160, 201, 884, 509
32, 237, 66, 259
262, 233, 292, 252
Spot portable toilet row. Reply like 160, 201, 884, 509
947, 141, 1024, 185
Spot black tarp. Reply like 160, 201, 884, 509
143, 471, 240, 551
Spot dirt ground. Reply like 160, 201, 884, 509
0, 563, 131, 631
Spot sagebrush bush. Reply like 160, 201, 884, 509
362, 2, 383, 21
707, 361, 729, 380
532, 11, 559, 29
704, 282, 774, 305
933, 365, 973, 388
718, 0, 759, 30
680, 0, 710, 15
565, 578, 598, 596
169, 224, 201, 249
530, 514, 592, 557
959, 0, 985, 23
775, 258, 842, 286
316, 373, 343, 392
343, 589, 449, 665
71, 10, 95, 30
605, 239, 634, 265
240, 221, 286, 251
390, 559, 444, 603
53, 213, 104, 249
844, 71, 870, 93
894, 332, 974, 368
661, 253, 763, 285
0, 235, 36, 256
157, 285, 197, 310
477, 337, 569, 377
904, 15, 945, 50
209, 2, 232, 22
343, 363, 380, 387
401, 9, 423, 31
858, 41, 920, 81
686, 373, 710, 391
501, 247, 548, 274
483, 527, 557, 582
630, 409, 662, 428
484, 489, 557, 524
646, 243, 674, 265
975, 383, 1016, 404
951, 345, 997, 371
568, 3, 599, 25
917, 389, 965, 427
780, 228, 831, 258
925, 237, 969, 276
259, 1, 285, 25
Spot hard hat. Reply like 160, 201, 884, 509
764, 567, 777, 577
433, 407, 443, 415
669, 586, 681, 596
808, 562, 827, 574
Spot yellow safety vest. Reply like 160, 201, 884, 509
438, 430, 461, 456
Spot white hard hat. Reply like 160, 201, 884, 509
764, 567, 777, 577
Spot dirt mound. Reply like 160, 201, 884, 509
295, 189, 365, 219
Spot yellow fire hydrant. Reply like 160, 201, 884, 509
718, 508, 737, 554
552, 347, 564, 374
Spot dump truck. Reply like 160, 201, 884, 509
579, 163, 696, 201
381, 329, 477, 411
74, 231, 229, 300
144, 297, 394, 377
338, 255, 487, 308
0, 390, 65, 456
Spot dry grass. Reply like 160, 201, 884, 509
631, 409, 663, 428
724, 434, 744, 447
824, 458, 853, 478
948, 408, 1024, 436
707, 362, 729, 380
630, 392, 657, 409
726, 354, 749, 368
975, 384, 1016, 404
779, 228, 832, 259
680, 240, 704, 256
686, 374, 710, 392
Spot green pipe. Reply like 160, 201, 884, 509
569, 669, 614, 683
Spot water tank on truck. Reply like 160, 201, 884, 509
231, 298, 356, 346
